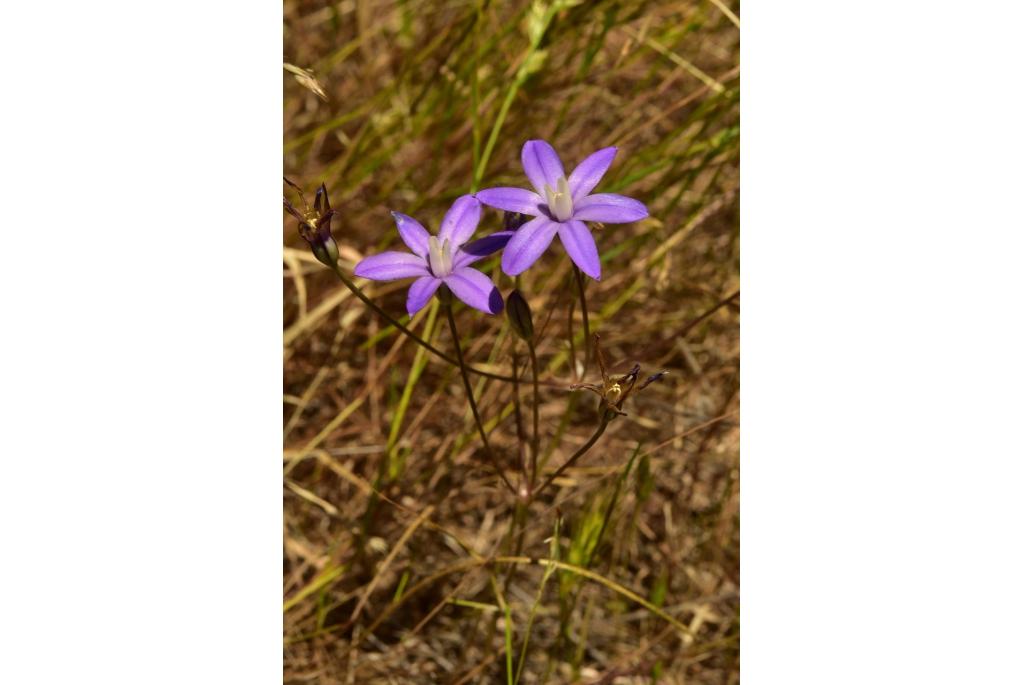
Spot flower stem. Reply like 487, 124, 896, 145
331, 262, 517, 383
510, 347, 530, 488
573, 265, 591, 377
443, 297, 515, 494
531, 411, 611, 501
567, 295, 577, 381
527, 340, 541, 489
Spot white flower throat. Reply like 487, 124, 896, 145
544, 176, 574, 222
428, 236, 454, 277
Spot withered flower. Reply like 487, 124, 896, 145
571, 334, 666, 417
283, 178, 339, 268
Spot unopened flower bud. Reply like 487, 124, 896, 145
506, 289, 534, 342
503, 211, 529, 231
311, 234, 339, 268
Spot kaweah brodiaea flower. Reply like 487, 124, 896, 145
353, 195, 513, 316
476, 140, 649, 280
571, 334, 667, 417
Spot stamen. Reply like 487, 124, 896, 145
428, 236, 454, 277
544, 176, 574, 222
606, 383, 622, 402
441, 238, 452, 276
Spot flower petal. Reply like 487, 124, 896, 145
521, 140, 565, 195
558, 221, 601, 280
500, 216, 559, 276
475, 187, 543, 216
454, 230, 514, 269
567, 147, 617, 201
438, 195, 481, 247
572, 193, 649, 224
391, 211, 430, 258
353, 251, 429, 281
444, 267, 504, 315
406, 276, 441, 316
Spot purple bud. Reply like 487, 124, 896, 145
503, 211, 530, 231
506, 290, 534, 342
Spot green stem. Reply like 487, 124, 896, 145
331, 263, 518, 383
444, 297, 515, 494
510, 348, 530, 488
567, 295, 577, 380
528, 341, 541, 489
573, 265, 591, 377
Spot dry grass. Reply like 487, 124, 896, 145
284, 1, 739, 682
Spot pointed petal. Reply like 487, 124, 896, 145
500, 216, 559, 276
572, 193, 648, 224
353, 251, 429, 281
568, 147, 617, 200
438, 195, 481, 247
315, 184, 331, 213
391, 211, 430, 258
444, 268, 504, 315
406, 276, 442, 316
454, 230, 514, 268
475, 187, 543, 215
521, 140, 566, 195
558, 221, 601, 280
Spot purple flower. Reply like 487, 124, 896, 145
353, 195, 512, 316
476, 140, 649, 280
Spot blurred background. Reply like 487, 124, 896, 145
284, 1, 739, 682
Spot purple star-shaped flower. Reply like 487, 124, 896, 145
353, 195, 512, 316
476, 140, 648, 280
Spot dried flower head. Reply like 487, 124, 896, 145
571, 334, 667, 417
283, 178, 339, 268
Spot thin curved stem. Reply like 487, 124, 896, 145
444, 299, 515, 494
331, 263, 517, 383
531, 412, 611, 501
